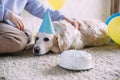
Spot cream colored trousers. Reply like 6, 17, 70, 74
0, 23, 28, 54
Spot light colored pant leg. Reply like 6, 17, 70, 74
0, 23, 28, 53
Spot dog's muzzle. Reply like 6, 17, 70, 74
33, 46, 40, 55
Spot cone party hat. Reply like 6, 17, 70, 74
39, 9, 55, 34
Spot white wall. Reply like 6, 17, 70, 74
39, 0, 111, 21
60, 0, 111, 21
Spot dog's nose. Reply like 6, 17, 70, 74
34, 46, 40, 54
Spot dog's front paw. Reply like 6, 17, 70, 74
25, 35, 35, 50
25, 42, 35, 50
24, 29, 35, 50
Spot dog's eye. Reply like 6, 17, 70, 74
44, 37, 49, 42
35, 37, 39, 41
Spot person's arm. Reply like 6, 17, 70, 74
64, 17, 79, 29
0, 5, 24, 31
25, 0, 64, 21
6, 10, 24, 31
0, 5, 7, 21
25, 0, 78, 28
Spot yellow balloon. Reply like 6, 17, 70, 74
48, 0, 66, 10
108, 17, 120, 45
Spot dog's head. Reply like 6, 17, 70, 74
33, 32, 55, 55
33, 21, 74, 56
33, 32, 71, 56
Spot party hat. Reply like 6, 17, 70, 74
39, 10, 55, 34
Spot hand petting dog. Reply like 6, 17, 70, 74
64, 17, 79, 29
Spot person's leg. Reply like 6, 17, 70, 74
0, 23, 28, 54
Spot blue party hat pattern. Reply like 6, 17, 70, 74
39, 10, 55, 34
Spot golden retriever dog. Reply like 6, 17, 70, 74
33, 19, 109, 55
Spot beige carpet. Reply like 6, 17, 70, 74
0, 42, 120, 80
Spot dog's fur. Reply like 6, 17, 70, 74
33, 19, 109, 55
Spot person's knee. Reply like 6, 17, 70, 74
4, 31, 28, 53
11, 32, 28, 53
0, 23, 28, 53
13, 40, 26, 53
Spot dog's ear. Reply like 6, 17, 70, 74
56, 31, 72, 51
53, 20, 75, 51
51, 35, 60, 53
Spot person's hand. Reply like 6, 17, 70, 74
6, 10, 24, 31
64, 17, 79, 29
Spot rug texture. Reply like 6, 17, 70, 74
0, 42, 120, 80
